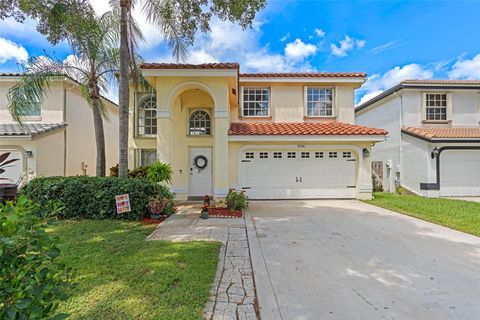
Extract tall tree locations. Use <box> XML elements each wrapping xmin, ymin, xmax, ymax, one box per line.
<box><xmin>7</xmin><ymin>11</ymin><xmax>122</xmax><ymax>176</ymax></box>
<box><xmin>115</xmin><ymin>0</ymin><xmax>266</xmax><ymax>177</ymax></box>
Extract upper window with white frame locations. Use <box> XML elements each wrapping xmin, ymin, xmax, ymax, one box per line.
<box><xmin>138</xmin><ymin>94</ymin><xmax>157</xmax><ymax>135</ymax></box>
<box><xmin>242</xmin><ymin>87</ymin><xmax>270</xmax><ymax>117</ymax></box>
<box><xmin>306</xmin><ymin>87</ymin><xmax>334</xmax><ymax>117</ymax></box>
<box><xmin>189</xmin><ymin>110</ymin><xmax>211</xmax><ymax>136</ymax></box>
<box><xmin>425</xmin><ymin>93</ymin><xmax>447</xmax><ymax>121</ymax></box>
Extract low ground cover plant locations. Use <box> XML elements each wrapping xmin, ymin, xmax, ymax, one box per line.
<box><xmin>0</xmin><ymin>197</ymin><xmax>72</xmax><ymax>319</ymax></box>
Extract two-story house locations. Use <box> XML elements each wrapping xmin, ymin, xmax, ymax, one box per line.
<box><xmin>0</xmin><ymin>73</ymin><xmax>119</xmax><ymax>183</ymax></box>
<box><xmin>356</xmin><ymin>80</ymin><xmax>480</xmax><ymax>197</ymax></box>
<box><xmin>129</xmin><ymin>63</ymin><xmax>387</xmax><ymax>200</ymax></box>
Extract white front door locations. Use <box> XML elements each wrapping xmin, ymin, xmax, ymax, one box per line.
<box><xmin>239</xmin><ymin>149</ymin><xmax>356</xmax><ymax>199</ymax></box>
<box><xmin>440</xmin><ymin>150</ymin><xmax>480</xmax><ymax>196</ymax></box>
<box><xmin>189</xmin><ymin>147</ymin><xmax>212</xmax><ymax>197</ymax></box>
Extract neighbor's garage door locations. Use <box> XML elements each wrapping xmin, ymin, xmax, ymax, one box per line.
<box><xmin>440</xmin><ymin>150</ymin><xmax>480</xmax><ymax>196</ymax></box>
<box><xmin>239</xmin><ymin>149</ymin><xmax>356</xmax><ymax>199</ymax></box>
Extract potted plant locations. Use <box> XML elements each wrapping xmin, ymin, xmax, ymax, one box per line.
<box><xmin>200</xmin><ymin>203</ymin><xmax>209</xmax><ymax>219</ymax></box>
<box><xmin>147</xmin><ymin>197</ymin><xmax>168</xmax><ymax>219</ymax></box>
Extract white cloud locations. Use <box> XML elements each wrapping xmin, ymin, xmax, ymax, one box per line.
<box><xmin>284</xmin><ymin>38</ymin><xmax>317</xmax><ymax>61</ymax></box>
<box><xmin>357</xmin><ymin>63</ymin><xmax>433</xmax><ymax>105</ymax></box>
<box><xmin>357</xmin><ymin>90</ymin><xmax>384</xmax><ymax>105</ymax></box>
<box><xmin>280</xmin><ymin>32</ymin><xmax>290</xmax><ymax>42</ymax></box>
<box><xmin>187</xmin><ymin>49</ymin><xmax>218</xmax><ymax>64</ymax></box>
<box><xmin>314</xmin><ymin>28</ymin><xmax>326</xmax><ymax>37</ymax></box>
<box><xmin>369</xmin><ymin>40</ymin><xmax>400</xmax><ymax>55</ymax></box>
<box><xmin>330</xmin><ymin>35</ymin><xmax>365</xmax><ymax>57</ymax></box>
<box><xmin>0</xmin><ymin>37</ymin><xmax>28</xmax><ymax>64</ymax></box>
<box><xmin>449</xmin><ymin>53</ymin><xmax>480</xmax><ymax>79</ymax></box>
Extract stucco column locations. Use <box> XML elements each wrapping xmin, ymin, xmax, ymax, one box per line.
<box><xmin>156</xmin><ymin>110</ymin><xmax>172</xmax><ymax>163</ymax></box>
<box><xmin>357</xmin><ymin>145</ymin><xmax>373</xmax><ymax>200</ymax></box>
<box><xmin>214</xmin><ymin>110</ymin><xmax>229</xmax><ymax>199</ymax></box>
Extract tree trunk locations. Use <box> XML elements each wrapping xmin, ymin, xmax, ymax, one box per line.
<box><xmin>91</xmin><ymin>95</ymin><xmax>106</xmax><ymax>176</ymax></box>
<box><xmin>118</xmin><ymin>0</ymin><xmax>130</xmax><ymax>177</ymax></box>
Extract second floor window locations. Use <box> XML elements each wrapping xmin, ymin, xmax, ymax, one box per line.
<box><xmin>138</xmin><ymin>95</ymin><xmax>157</xmax><ymax>135</ymax></box>
<box><xmin>189</xmin><ymin>110</ymin><xmax>211</xmax><ymax>135</ymax></box>
<box><xmin>242</xmin><ymin>87</ymin><xmax>270</xmax><ymax>117</ymax></box>
<box><xmin>425</xmin><ymin>93</ymin><xmax>447</xmax><ymax>121</ymax></box>
<box><xmin>306</xmin><ymin>87</ymin><xmax>334</xmax><ymax>116</ymax></box>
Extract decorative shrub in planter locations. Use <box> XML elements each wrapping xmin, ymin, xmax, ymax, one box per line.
<box><xmin>147</xmin><ymin>197</ymin><xmax>169</xmax><ymax>219</ymax></box>
<box><xmin>202</xmin><ymin>190</ymin><xmax>248</xmax><ymax>218</ymax></box>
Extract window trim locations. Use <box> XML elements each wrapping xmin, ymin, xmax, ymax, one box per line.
<box><xmin>240</xmin><ymin>86</ymin><xmax>271</xmax><ymax>117</ymax></box>
<box><xmin>187</xmin><ymin>109</ymin><xmax>212</xmax><ymax>136</ymax></box>
<box><xmin>135</xmin><ymin>148</ymin><xmax>157</xmax><ymax>167</ymax></box>
<box><xmin>137</xmin><ymin>94</ymin><xmax>157</xmax><ymax>138</ymax></box>
<box><xmin>422</xmin><ymin>92</ymin><xmax>452</xmax><ymax>123</ymax></box>
<box><xmin>304</xmin><ymin>86</ymin><xmax>336</xmax><ymax>118</ymax></box>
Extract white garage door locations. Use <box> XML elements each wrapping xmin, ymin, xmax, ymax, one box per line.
<box><xmin>440</xmin><ymin>150</ymin><xmax>480</xmax><ymax>196</ymax></box>
<box><xmin>239</xmin><ymin>149</ymin><xmax>356</xmax><ymax>199</ymax></box>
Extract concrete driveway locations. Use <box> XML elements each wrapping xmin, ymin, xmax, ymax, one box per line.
<box><xmin>246</xmin><ymin>200</ymin><xmax>480</xmax><ymax>320</ymax></box>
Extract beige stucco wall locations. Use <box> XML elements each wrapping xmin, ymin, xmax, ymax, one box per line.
<box><xmin>231</xmin><ymin>82</ymin><xmax>356</xmax><ymax>124</ymax></box>
<box><xmin>1</xmin><ymin>77</ymin><xmax>119</xmax><ymax>178</ymax></box>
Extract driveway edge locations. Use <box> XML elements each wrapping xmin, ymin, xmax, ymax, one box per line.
<box><xmin>245</xmin><ymin>208</ymin><xmax>283</xmax><ymax>320</ymax></box>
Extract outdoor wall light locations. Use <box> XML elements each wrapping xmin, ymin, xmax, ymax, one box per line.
<box><xmin>362</xmin><ymin>148</ymin><xmax>370</xmax><ymax>158</ymax></box>
<box><xmin>431</xmin><ymin>147</ymin><xmax>439</xmax><ymax>159</ymax></box>
<box><xmin>25</xmin><ymin>150</ymin><xmax>33</xmax><ymax>157</ymax></box>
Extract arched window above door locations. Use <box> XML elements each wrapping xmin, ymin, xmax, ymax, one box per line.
<box><xmin>189</xmin><ymin>110</ymin><xmax>211</xmax><ymax>135</ymax></box>
<box><xmin>138</xmin><ymin>95</ymin><xmax>157</xmax><ymax>135</ymax></box>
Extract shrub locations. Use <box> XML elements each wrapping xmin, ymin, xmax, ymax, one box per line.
<box><xmin>225</xmin><ymin>189</ymin><xmax>248</xmax><ymax>211</ymax></box>
<box><xmin>147</xmin><ymin>161</ymin><xmax>173</xmax><ymax>184</ymax></box>
<box><xmin>0</xmin><ymin>196</ymin><xmax>71</xmax><ymax>319</ymax></box>
<box><xmin>109</xmin><ymin>164</ymin><xmax>150</xmax><ymax>179</ymax></box>
<box><xmin>153</xmin><ymin>184</ymin><xmax>175</xmax><ymax>216</ymax></box>
<box><xmin>21</xmin><ymin>176</ymin><xmax>159</xmax><ymax>220</ymax></box>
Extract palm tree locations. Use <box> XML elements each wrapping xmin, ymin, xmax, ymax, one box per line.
<box><xmin>7</xmin><ymin>12</ymin><xmax>122</xmax><ymax>176</ymax></box>
<box><xmin>116</xmin><ymin>0</ymin><xmax>266</xmax><ymax>177</ymax></box>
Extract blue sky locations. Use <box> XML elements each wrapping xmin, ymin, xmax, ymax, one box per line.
<box><xmin>1</xmin><ymin>0</ymin><xmax>480</xmax><ymax>103</ymax></box>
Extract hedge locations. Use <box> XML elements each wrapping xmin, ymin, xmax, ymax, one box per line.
<box><xmin>21</xmin><ymin>176</ymin><xmax>160</xmax><ymax>220</ymax></box>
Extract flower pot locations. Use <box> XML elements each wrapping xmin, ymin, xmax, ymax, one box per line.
<box><xmin>200</xmin><ymin>209</ymin><xmax>209</xmax><ymax>219</ymax></box>
<box><xmin>150</xmin><ymin>214</ymin><xmax>161</xmax><ymax>220</ymax></box>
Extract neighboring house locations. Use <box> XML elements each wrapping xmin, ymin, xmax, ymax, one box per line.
<box><xmin>0</xmin><ymin>73</ymin><xmax>119</xmax><ymax>183</ymax></box>
<box><xmin>356</xmin><ymin>80</ymin><xmax>480</xmax><ymax>197</ymax></box>
<box><xmin>129</xmin><ymin>63</ymin><xmax>387</xmax><ymax>200</ymax></box>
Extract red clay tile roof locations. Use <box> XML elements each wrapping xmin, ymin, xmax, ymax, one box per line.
<box><xmin>240</xmin><ymin>72</ymin><xmax>366</xmax><ymax>78</ymax></box>
<box><xmin>140</xmin><ymin>63</ymin><xmax>239</xmax><ymax>70</ymax></box>
<box><xmin>228</xmin><ymin>121</ymin><xmax>387</xmax><ymax>136</ymax></box>
<box><xmin>402</xmin><ymin>79</ymin><xmax>480</xmax><ymax>85</ymax></box>
<box><xmin>402</xmin><ymin>127</ymin><xmax>480</xmax><ymax>140</ymax></box>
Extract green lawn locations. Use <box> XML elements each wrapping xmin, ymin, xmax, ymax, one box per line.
<box><xmin>365</xmin><ymin>192</ymin><xmax>480</xmax><ymax>237</ymax></box>
<box><xmin>47</xmin><ymin>220</ymin><xmax>221</xmax><ymax>320</ymax></box>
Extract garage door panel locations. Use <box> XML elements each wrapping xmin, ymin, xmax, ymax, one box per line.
<box><xmin>440</xmin><ymin>150</ymin><xmax>480</xmax><ymax>196</ymax></box>
<box><xmin>240</xmin><ymin>149</ymin><xmax>356</xmax><ymax>199</ymax></box>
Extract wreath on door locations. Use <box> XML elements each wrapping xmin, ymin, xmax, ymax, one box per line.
<box><xmin>193</xmin><ymin>155</ymin><xmax>208</xmax><ymax>171</ymax></box>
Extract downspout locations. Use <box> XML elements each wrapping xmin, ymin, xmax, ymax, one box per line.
<box><xmin>393</xmin><ymin>90</ymin><xmax>404</xmax><ymax>189</ymax></box>
<box><xmin>63</xmin><ymin>86</ymin><xmax>67</xmax><ymax>176</ymax></box>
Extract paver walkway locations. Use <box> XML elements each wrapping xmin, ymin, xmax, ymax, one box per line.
<box><xmin>147</xmin><ymin>203</ymin><xmax>258</xmax><ymax>320</ymax></box>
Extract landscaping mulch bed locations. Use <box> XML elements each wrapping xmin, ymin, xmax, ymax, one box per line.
<box><xmin>207</xmin><ymin>207</ymin><xmax>243</xmax><ymax>218</ymax></box>
<box><xmin>142</xmin><ymin>217</ymin><xmax>167</xmax><ymax>225</ymax></box>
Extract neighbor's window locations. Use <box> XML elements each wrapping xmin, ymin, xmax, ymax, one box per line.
<box><xmin>425</xmin><ymin>93</ymin><xmax>447</xmax><ymax>121</ymax></box>
<box><xmin>242</xmin><ymin>87</ymin><xmax>270</xmax><ymax>117</ymax></box>
<box><xmin>189</xmin><ymin>110</ymin><xmax>211</xmax><ymax>135</ymax></box>
<box><xmin>138</xmin><ymin>95</ymin><xmax>157</xmax><ymax>135</ymax></box>
<box><xmin>20</xmin><ymin>96</ymin><xmax>41</xmax><ymax>117</ymax></box>
<box><xmin>306</xmin><ymin>87</ymin><xmax>334</xmax><ymax>117</ymax></box>
<box><xmin>137</xmin><ymin>149</ymin><xmax>157</xmax><ymax>167</ymax></box>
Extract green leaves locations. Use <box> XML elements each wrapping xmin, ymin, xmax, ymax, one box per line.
<box><xmin>147</xmin><ymin>161</ymin><xmax>173</xmax><ymax>184</ymax></box>
<box><xmin>0</xmin><ymin>197</ymin><xmax>72</xmax><ymax>319</ymax></box>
